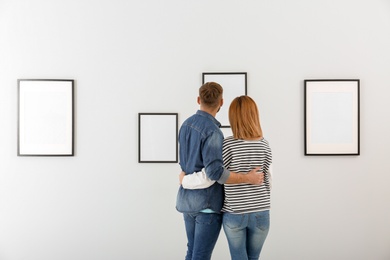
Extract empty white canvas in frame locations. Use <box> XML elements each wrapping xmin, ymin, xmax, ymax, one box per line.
<box><xmin>18</xmin><ymin>79</ymin><xmax>74</xmax><ymax>156</ymax></box>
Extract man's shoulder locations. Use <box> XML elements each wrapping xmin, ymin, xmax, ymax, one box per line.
<box><xmin>183</xmin><ymin>113</ymin><xmax>216</xmax><ymax>127</ymax></box>
<box><xmin>181</xmin><ymin>114</ymin><xmax>199</xmax><ymax>128</ymax></box>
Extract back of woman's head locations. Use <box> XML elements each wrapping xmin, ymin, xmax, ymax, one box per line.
<box><xmin>199</xmin><ymin>82</ymin><xmax>223</xmax><ymax>109</ymax></box>
<box><xmin>229</xmin><ymin>95</ymin><xmax>263</xmax><ymax>139</ymax></box>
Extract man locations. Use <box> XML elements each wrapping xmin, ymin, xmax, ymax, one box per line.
<box><xmin>176</xmin><ymin>82</ymin><xmax>264</xmax><ymax>260</ymax></box>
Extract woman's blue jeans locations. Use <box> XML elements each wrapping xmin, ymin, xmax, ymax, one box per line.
<box><xmin>183</xmin><ymin>212</ymin><xmax>222</xmax><ymax>260</ymax></box>
<box><xmin>223</xmin><ymin>210</ymin><xmax>270</xmax><ymax>260</ymax></box>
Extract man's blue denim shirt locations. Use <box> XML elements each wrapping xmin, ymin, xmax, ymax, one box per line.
<box><xmin>176</xmin><ymin>110</ymin><xmax>230</xmax><ymax>213</ymax></box>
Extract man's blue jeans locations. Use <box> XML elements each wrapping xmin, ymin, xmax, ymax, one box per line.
<box><xmin>223</xmin><ymin>210</ymin><xmax>270</xmax><ymax>260</ymax></box>
<box><xmin>183</xmin><ymin>212</ymin><xmax>222</xmax><ymax>260</ymax></box>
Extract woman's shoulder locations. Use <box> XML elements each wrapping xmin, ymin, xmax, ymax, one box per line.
<box><xmin>223</xmin><ymin>136</ymin><xmax>237</xmax><ymax>142</ymax></box>
<box><xmin>224</xmin><ymin>136</ymin><xmax>270</xmax><ymax>144</ymax></box>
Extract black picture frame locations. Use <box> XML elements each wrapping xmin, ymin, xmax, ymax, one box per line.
<box><xmin>18</xmin><ymin>79</ymin><xmax>75</xmax><ymax>156</ymax></box>
<box><xmin>202</xmin><ymin>72</ymin><xmax>247</xmax><ymax>128</ymax></box>
<box><xmin>304</xmin><ymin>79</ymin><xmax>360</xmax><ymax>156</ymax></box>
<box><xmin>138</xmin><ymin>113</ymin><xmax>178</xmax><ymax>163</ymax></box>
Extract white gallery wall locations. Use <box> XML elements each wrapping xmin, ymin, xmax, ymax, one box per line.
<box><xmin>1</xmin><ymin>0</ymin><xmax>390</xmax><ymax>259</ymax></box>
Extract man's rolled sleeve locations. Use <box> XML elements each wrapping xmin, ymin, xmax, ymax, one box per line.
<box><xmin>217</xmin><ymin>168</ymin><xmax>230</xmax><ymax>184</ymax></box>
<box><xmin>202</xmin><ymin>130</ymin><xmax>225</xmax><ymax>181</ymax></box>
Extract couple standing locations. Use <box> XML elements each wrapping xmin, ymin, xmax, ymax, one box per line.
<box><xmin>176</xmin><ymin>82</ymin><xmax>273</xmax><ymax>260</ymax></box>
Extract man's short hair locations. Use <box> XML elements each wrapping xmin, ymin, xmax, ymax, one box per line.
<box><xmin>199</xmin><ymin>82</ymin><xmax>223</xmax><ymax>109</ymax></box>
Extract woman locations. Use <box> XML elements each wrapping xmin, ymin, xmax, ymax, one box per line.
<box><xmin>182</xmin><ymin>95</ymin><xmax>272</xmax><ymax>260</ymax></box>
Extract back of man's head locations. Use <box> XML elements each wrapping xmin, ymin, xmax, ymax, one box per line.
<box><xmin>199</xmin><ymin>82</ymin><xmax>223</xmax><ymax>109</ymax></box>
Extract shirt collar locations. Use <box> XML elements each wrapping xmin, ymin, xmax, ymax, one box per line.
<box><xmin>196</xmin><ymin>110</ymin><xmax>221</xmax><ymax>128</ymax></box>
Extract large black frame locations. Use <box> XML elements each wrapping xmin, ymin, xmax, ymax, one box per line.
<box><xmin>304</xmin><ymin>79</ymin><xmax>360</xmax><ymax>156</ymax></box>
<box><xmin>18</xmin><ymin>79</ymin><xmax>75</xmax><ymax>156</ymax></box>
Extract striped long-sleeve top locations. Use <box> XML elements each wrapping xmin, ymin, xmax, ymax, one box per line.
<box><xmin>222</xmin><ymin>136</ymin><xmax>272</xmax><ymax>214</ymax></box>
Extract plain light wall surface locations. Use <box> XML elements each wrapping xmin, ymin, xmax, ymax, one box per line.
<box><xmin>1</xmin><ymin>0</ymin><xmax>390</xmax><ymax>259</ymax></box>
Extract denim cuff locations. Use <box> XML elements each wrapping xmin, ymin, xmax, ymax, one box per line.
<box><xmin>217</xmin><ymin>167</ymin><xmax>230</xmax><ymax>184</ymax></box>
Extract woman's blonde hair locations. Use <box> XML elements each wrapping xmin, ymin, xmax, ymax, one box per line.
<box><xmin>229</xmin><ymin>95</ymin><xmax>263</xmax><ymax>139</ymax></box>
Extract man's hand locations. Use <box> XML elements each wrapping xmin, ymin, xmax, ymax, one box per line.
<box><xmin>179</xmin><ymin>171</ymin><xmax>185</xmax><ymax>185</ymax></box>
<box><xmin>225</xmin><ymin>166</ymin><xmax>264</xmax><ymax>185</ymax></box>
<box><xmin>245</xmin><ymin>167</ymin><xmax>264</xmax><ymax>185</ymax></box>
